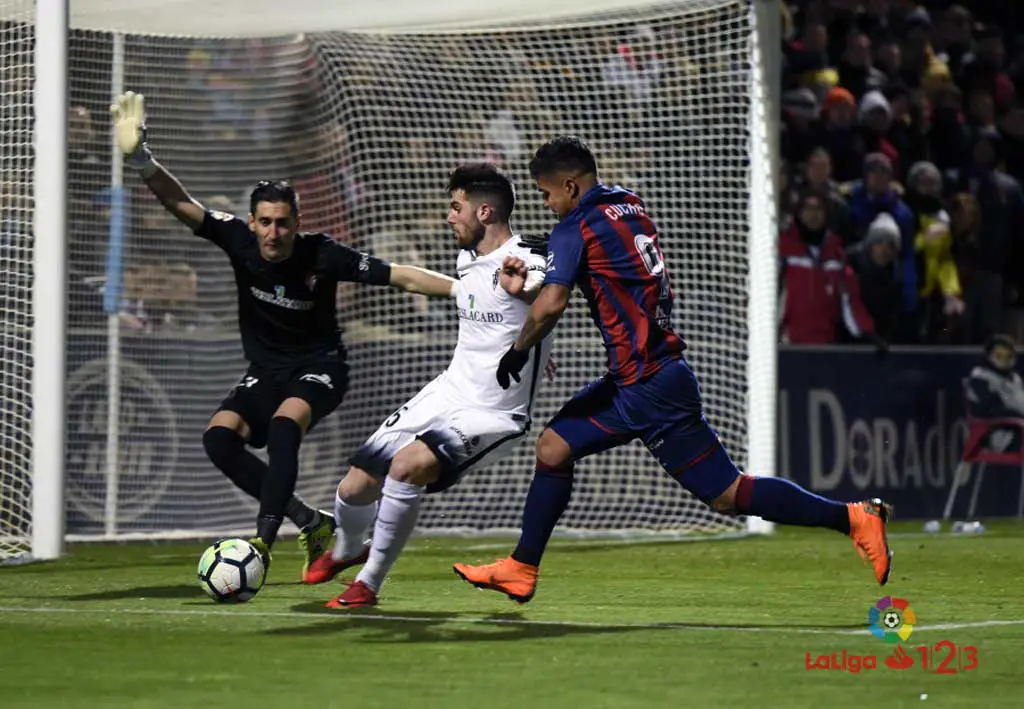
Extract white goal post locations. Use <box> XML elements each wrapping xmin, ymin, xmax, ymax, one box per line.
<box><xmin>2</xmin><ymin>0</ymin><xmax>779</xmax><ymax>560</ymax></box>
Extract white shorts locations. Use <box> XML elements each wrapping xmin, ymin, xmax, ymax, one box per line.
<box><xmin>349</xmin><ymin>376</ymin><xmax>529</xmax><ymax>493</ymax></box>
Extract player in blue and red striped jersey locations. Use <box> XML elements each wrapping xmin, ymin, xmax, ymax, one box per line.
<box><xmin>453</xmin><ymin>136</ymin><xmax>894</xmax><ymax>603</ymax></box>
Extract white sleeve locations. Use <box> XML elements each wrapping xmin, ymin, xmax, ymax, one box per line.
<box><xmin>521</xmin><ymin>249</ymin><xmax>548</xmax><ymax>293</ymax></box>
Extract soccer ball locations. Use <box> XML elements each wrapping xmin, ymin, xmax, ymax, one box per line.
<box><xmin>197</xmin><ymin>538</ymin><xmax>266</xmax><ymax>603</ymax></box>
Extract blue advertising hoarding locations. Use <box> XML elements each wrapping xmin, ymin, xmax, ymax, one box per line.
<box><xmin>59</xmin><ymin>336</ymin><xmax>1022</xmax><ymax>534</ymax></box>
<box><xmin>779</xmin><ymin>346</ymin><xmax>1022</xmax><ymax>519</ymax></box>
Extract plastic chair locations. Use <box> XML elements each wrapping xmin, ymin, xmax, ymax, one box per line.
<box><xmin>942</xmin><ymin>379</ymin><xmax>1024</xmax><ymax>520</ymax></box>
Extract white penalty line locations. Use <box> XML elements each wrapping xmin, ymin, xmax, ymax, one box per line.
<box><xmin>0</xmin><ymin>605</ymin><xmax>1022</xmax><ymax>636</ymax></box>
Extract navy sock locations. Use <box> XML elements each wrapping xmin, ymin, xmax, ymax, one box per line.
<box><xmin>736</xmin><ymin>475</ymin><xmax>850</xmax><ymax>534</ymax></box>
<box><xmin>511</xmin><ymin>462</ymin><xmax>574</xmax><ymax>567</ymax></box>
<box><xmin>258</xmin><ymin>416</ymin><xmax>304</xmax><ymax>547</ymax></box>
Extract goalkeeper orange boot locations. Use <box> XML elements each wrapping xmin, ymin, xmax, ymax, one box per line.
<box><xmin>452</xmin><ymin>556</ymin><xmax>538</xmax><ymax>604</ymax></box>
<box><xmin>302</xmin><ymin>544</ymin><xmax>370</xmax><ymax>585</ymax></box>
<box><xmin>325</xmin><ymin>580</ymin><xmax>378</xmax><ymax>608</ymax></box>
<box><xmin>848</xmin><ymin>498</ymin><xmax>894</xmax><ymax>586</ymax></box>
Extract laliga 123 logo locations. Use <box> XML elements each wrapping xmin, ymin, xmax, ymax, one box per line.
<box><xmin>869</xmin><ymin>596</ymin><xmax>916</xmax><ymax>644</ymax></box>
<box><xmin>806</xmin><ymin>596</ymin><xmax>979</xmax><ymax>675</ymax></box>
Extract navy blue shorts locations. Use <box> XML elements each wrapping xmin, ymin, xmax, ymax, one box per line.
<box><xmin>546</xmin><ymin>358</ymin><xmax>739</xmax><ymax>504</ymax></box>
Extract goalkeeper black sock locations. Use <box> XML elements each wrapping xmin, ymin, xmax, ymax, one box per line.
<box><xmin>203</xmin><ymin>426</ymin><xmax>266</xmax><ymax>499</ymax></box>
<box><xmin>257</xmin><ymin>416</ymin><xmax>305</xmax><ymax>547</ymax></box>
<box><xmin>511</xmin><ymin>461</ymin><xmax>574</xmax><ymax>567</ymax></box>
<box><xmin>287</xmin><ymin>499</ymin><xmax>317</xmax><ymax>531</ymax></box>
<box><xmin>256</xmin><ymin>515</ymin><xmax>283</xmax><ymax>548</ymax></box>
<box><xmin>203</xmin><ymin>425</ymin><xmax>316</xmax><ymax>529</ymax></box>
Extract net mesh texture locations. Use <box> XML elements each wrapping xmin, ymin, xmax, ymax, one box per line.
<box><xmin>0</xmin><ymin>2</ymin><xmax>36</xmax><ymax>558</ymax></box>
<box><xmin>6</xmin><ymin>0</ymin><xmax>752</xmax><ymax>545</ymax></box>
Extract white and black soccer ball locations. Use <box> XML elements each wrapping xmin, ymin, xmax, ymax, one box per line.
<box><xmin>197</xmin><ymin>538</ymin><xmax>266</xmax><ymax>603</ymax></box>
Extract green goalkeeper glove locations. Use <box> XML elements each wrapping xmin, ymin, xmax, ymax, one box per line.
<box><xmin>110</xmin><ymin>91</ymin><xmax>156</xmax><ymax>175</ymax></box>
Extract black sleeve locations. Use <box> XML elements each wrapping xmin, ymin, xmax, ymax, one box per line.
<box><xmin>317</xmin><ymin>237</ymin><xmax>392</xmax><ymax>285</ymax></box>
<box><xmin>193</xmin><ymin>209</ymin><xmax>251</xmax><ymax>258</ymax></box>
<box><xmin>519</xmin><ymin>233</ymin><xmax>550</xmax><ymax>257</ymax></box>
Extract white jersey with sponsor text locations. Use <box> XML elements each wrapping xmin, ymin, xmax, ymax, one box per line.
<box><xmin>440</xmin><ymin>235</ymin><xmax>553</xmax><ymax>418</ymax></box>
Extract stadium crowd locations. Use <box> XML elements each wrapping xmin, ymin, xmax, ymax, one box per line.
<box><xmin>780</xmin><ymin>0</ymin><xmax>1024</xmax><ymax>347</ymax></box>
<box><xmin>48</xmin><ymin>1</ymin><xmax>1024</xmax><ymax>350</ymax></box>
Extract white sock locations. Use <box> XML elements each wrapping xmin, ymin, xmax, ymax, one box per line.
<box><xmin>355</xmin><ymin>477</ymin><xmax>424</xmax><ymax>592</ymax></box>
<box><xmin>332</xmin><ymin>493</ymin><xmax>378</xmax><ymax>561</ymax></box>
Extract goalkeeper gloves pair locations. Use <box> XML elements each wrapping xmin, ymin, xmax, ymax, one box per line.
<box><xmin>110</xmin><ymin>91</ymin><xmax>156</xmax><ymax>176</ymax></box>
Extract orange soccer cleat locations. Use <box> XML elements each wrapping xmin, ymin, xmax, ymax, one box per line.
<box><xmin>848</xmin><ymin>498</ymin><xmax>894</xmax><ymax>586</ymax></box>
<box><xmin>301</xmin><ymin>545</ymin><xmax>369</xmax><ymax>585</ymax></box>
<box><xmin>325</xmin><ymin>580</ymin><xmax>378</xmax><ymax>608</ymax></box>
<box><xmin>452</xmin><ymin>556</ymin><xmax>539</xmax><ymax>604</ymax></box>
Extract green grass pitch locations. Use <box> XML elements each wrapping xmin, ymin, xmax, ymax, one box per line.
<box><xmin>2</xmin><ymin>521</ymin><xmax>1022</xmax><ymax>708</ymax></box>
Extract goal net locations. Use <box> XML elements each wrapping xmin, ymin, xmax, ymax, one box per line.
<box><xmin>0</xmin><ymin>1</ymin><xmax>35</xmax><ymax>560</ymax></box>
<box><xmin>8</xmin><ymin>0</ymin><xmax>766</xmax><ymax>552</ymax></box>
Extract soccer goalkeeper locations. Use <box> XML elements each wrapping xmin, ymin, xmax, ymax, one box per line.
<box><xmin>112</xmin><ymin>91</ymin><xmax>458</xmax><ymax>580</ymax></box>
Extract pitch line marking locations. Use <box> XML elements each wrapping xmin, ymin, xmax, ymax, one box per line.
<box><xmin>0</xmin><ymin>606</ymin><xmax>1021</xmax><ymax>636</ymax></box>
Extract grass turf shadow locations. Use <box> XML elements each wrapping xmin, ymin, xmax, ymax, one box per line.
<box><xmin>268</xmin><ymin>602</ymin><xmax>865</xmax><ymax>643</ymax></box>
<box><xmin>62</xmin><ymin>584</ymin><xmax>199</xmax><ymax>601</ymax></box>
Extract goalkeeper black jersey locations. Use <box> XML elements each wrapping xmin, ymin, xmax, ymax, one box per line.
<box><xmin>194</xmin><ymin>209</ymin><xmax>391</xmax><ymax>371</ymax></box>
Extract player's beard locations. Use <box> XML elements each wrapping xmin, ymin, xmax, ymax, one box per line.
<box><xmin>459</xmin><ymin>221</ymin><xmax>486</xmax><ymax>250</ymax></box>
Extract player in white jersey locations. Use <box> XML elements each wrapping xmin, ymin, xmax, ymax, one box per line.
<box><xmin>303</xmin><ymin>164</ymin><xmax>554</xmax><ymax>607</ymax></box>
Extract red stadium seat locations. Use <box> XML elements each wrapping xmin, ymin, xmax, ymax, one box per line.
<box><xmin>943</xmin><ymin>379</ymin><xmax>1024</xmax><ymax>520</ymax></box>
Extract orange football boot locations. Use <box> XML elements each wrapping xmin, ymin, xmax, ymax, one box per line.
<box><xmin>452</xmin><ymin>556</ymin><xmax>538</xmax><ymax>604</ymax></box>
<box><xmin>848</xmin><ymin>498</ymin><xmax>894</xmax><ymax>585</ymax></box>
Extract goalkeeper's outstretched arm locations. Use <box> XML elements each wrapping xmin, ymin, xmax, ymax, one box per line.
<box><xmin>111</xmin><ymin>91</ymin><xmax>204</xmax><ymax>231</ymax></box>
<box><xmin>388</xmin><ymin>264</ymin><xmax>458</xmax><ymax>298</ymax></box>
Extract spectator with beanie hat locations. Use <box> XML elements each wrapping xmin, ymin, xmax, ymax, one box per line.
<box><xmin>846</xmin><ymin>152</ymin><xmax>917</xmax><ymax>317</ymax></box>
<box><xmin>782</xmin><ymin>87</ymin><xmax>820</xmax><ymax>164</ymax></box>
<box><xmin>851</xmin><ymin>212</ymin><xmax>905</xmax><ymax>342</ymax></box>
<box><xmin>858</xmin><ymin>89</ymin><xmax>901</xmax><ymax>174</ymax></box>
<box><xmin>817</xmin><ymin>85</ymin><xmax>864</xmax><ymax>181</ymax></box>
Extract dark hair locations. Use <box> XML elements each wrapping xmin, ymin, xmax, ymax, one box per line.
<box><xmin>977</xmin><ymin>24</ymin><xmax>1003</xmax><ymax>43</ymax></box>
<box><xmin>528</xmin><ymin>135</ymin><xmax>598</xmax><ymax>180</ymax></box>
<box><xmin>249</xmin><ymin>180</ymin><xmax>300</xmax><ymax>217</ymax></box>
<box><xmin>446</xmin><ymin>163</ymin><xmax>516</xmax><ymax>221</ymax></box>
<box><xmin>797</xmin><ymin>187</ymin><xmax>829</xmax><ymax>212</ymax></box>
<box><xmin>985</xmin><ymin>333</ymin><xmax>1016</xmax><ymax>354</ymax></box>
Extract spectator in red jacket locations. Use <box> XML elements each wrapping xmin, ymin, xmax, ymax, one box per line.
<box><xmin>780</xmin><ymin>189</ymin><xmax>877</xmax><ymax>345</ymax></box>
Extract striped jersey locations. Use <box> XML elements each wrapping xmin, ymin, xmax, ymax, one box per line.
<box><xmin>543</xmin><ymin>184</ymin><xmax>684</xmax><ymax>385</ymax></box>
